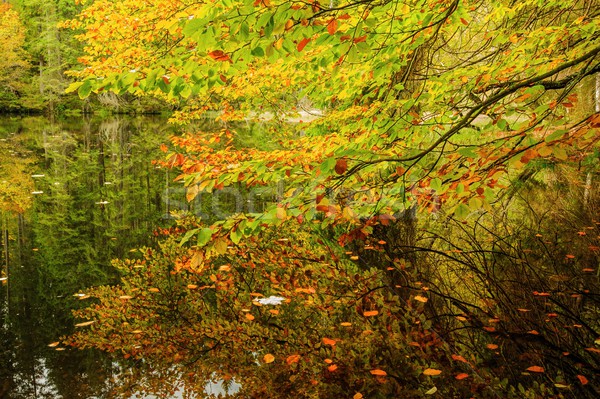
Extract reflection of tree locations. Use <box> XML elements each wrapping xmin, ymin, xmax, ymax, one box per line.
<box><xmin>0</xmin><ymin>115</ymin><xmax>174</xmax><ymax>398</ymax></box>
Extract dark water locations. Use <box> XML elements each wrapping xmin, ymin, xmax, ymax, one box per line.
<box><xmin>0</xmin><ymin>115</ymin><xmax>232</xmax><ymax>398</ymax></box>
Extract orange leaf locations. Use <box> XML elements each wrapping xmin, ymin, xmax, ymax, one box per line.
<box><xmin>208</xmin><ymin>50</ymin><xmax>230</xmax><ymax>62</ymax></box>
<box><xmin>370</xmin><ymin>369</ymin><xmax>387</xmax><ymax>376</ymax></box>
<box><xmin>335</xmin><ymin>158</ymin><xmax>347</xmax><ymax>174</ymax></box>
<box><xmin>245</xmin><ymin>313</ymin><xmax>255</xmax><ymax>321</ymax></box>
<box><xmin>577</xmin><ymin>375</ymin><xmax>589</xmax><ymax>385</ymax></box>
<box><xmin>423</xmin><ymin>368</ymin><xmax>442</xmax><ymax>376</ymax></box>
<box><xmin>451</xmin><ymin>354</ymin><xmax>468</xmax><ymax>363</ymax></box>
<box><xmin>413</xmin><ymin>295</ymin><xmax>428</xmax><ymax>303</ymax></box>
<box><xmin>353</xmin><ymin>35</ymin><xmax>366</xmax><ymax>43</ymax></box>
<box><xmin>286</xmin><ymin>354</ymin><xmax>300</xmax><ymax>364</ymax></box>
<box><xmin>327</xmin><ymin>364</ymin><xmax>338</xmax><ymax>372</ymax></box>
<box><xmin>297</xmin><ymin>38</ymin><xmax>310</xmax><ymax>52</ymax></box>
<box><xmin>363</xmin><ymin>310</ymin><xmax>379</xmax><ymax>317</ymax></box>
<box><xmin>327</xmin><ymin>19</ymin><xmax>337</xmax><ymax>35</ymax></box>
<box><xmin>526</xmin><ymin>366</ymin><xmax>544</xmax><ymax>373</ymax></box>
<box><xmin>455</xmin><ymin>373</ymin><xmax>469</xmax><ymax>380</ymax></box>
<box><xmin>263</xmin><ymin>353</ymin><xmax>275</xmax><ymax>363</ymax></box>
<box><xmin>353</xmin><ymin>393</ymin><xmax>363</xmax><ymax>399</ymax></box>
<box><xmin>486</xmin><ymin>344</ymin><xmax>498</xmax><ymax>350</ymax></box>
<box><xmin>323</xmin><ymin>337</ymin><xmax>337</xmax><ymax>346</ymax></box>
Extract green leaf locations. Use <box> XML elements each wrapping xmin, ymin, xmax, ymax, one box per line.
<box><xmin>179</xmin><ymin>228</ymin><xmax>199</xmax><ymax>247</ymax></box>
<box><xmin>197</xmin><ymin>227</ymin><xmax>213</xmax><ymax>247</ymax></box>
<box><xmin>77</xmin><ymin>80</ymin><xmax>93</xmax><ymax>98</ymax></box>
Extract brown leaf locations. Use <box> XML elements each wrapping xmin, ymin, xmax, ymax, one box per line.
<box><xmin>334</xmin><ymin>158</ymin><xmax>347</xmax><ymax>174</ymax></box>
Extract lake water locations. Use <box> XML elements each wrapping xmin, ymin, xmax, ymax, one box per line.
<box><xmin>0</xmin><ymin>115</ymin><xmax>241</xmax><ymax>398</ymax></box>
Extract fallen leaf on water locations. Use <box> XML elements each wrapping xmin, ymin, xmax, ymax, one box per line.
<box><xmin>526</xmin><ymin>366</ymin><xmax>544</xmax><ymax>373</ymax></box>
<box><xmin>423</xmin><ymin>368</ymin><xmax>442</xmax><ymax>376</ymax></box>
<box><xmin>577</xmin><ymin>375</ymin><xmax>588</xmax><ymax>385</ymax></box>
<box><xmin>286</xmin><ymin>354</ymin><xmax>300</xmax><ymax>364</ymax></box>
<box><xmin>75</xmin><ymin>321</ymin><xmax>95</xmax><ymax>327</ymax></box>
<box><xmin>48</xmin><ymin>342</ymin><xmax>60</xmax><ymax>347</ymax></box>
<box><xmin>414</xmin><ymin>295</ymin><xmax>428</xmax><ymax>303</ymax></box>
<box><xmin>263</xmin><ymin>354</ymin><xmax>275</xmax><ymax>363</ymax></box>
<box><xmin>363</xmin><ymin>310</ymin><xmax>379</xmax><ymax>317</ymax></box>
<box><xmin>455</xmin><ymin>373</ymin><xmax>469</xmax><ymax>380</ymax></box>
<box><xmin>370</xmin><ymin>369</ymin><xmax>387</xmax><ymax>376</ymax></box>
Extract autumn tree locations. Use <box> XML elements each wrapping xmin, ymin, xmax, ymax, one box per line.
<box><xmin>0</xmin><ymin>2</ymin><xmax>30</xmax><ymax>110</ymax></box>
<box><xmin>62</xmin><ymin>0</ymin><xmax>600</xmax><ymax>397</ymax></box>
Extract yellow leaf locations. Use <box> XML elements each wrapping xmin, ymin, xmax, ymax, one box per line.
<box><xmin>414</xmin><ymin>295</ymin><xmax>428</xmax><ymax>303</ymax></box>
<box><xmin>75</xmin><ymin>320</ymin><xmax>95</xmax><ymax>327</ymax></box>
<box><xmin>263</xmin><ymin>353</ymin><xmax>275</xmax><ymax>363</ymax></box>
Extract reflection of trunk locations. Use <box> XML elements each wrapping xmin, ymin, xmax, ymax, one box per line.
<box><xmin>2</xmin><ymin>214</ymin><xmax>9</xmax><ymax>314</ymax></box>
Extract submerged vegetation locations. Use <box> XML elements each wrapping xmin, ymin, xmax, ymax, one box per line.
<box><xmin>1</xmin><ymin>0</ymin><xmax>599</xmax><ymax>397</ymax></box>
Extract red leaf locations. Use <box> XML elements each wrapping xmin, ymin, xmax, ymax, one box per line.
<box><xmin>353</xmin><ymin>35</ymin><xmax>367</xmax><ymax>43</ymax></box>
<box><xmin>577</xmin><ymin>375</ymin><xmax>589</xmax><ymax>385</ymax></box>
<box><xmin>297</xmin><ymin>38</ymin><xmax>310</xmax><ymax>52</ymax></box>
<box><xmin>286</xmin><ymin>354</ymin><xmax>300</xmax><ymax>364</ymax></box>
<box><xmin>327</xmin><ymin>19</ymin><xmax>337</xmax><ymax>35</ymax></box>
<box><xmin>322</xmin><ymin>337</ymin><xmax>336</xmax><ymax>346</ymax></box>
<box><xmin>335</xmin><ymin>158</ymin><xmax>347</xmax><ymax>174</ymax></box>
<box><xmin>455</xmin><ymin>373</ymin><xmax>469</xmax><ymax>380</ymax></box>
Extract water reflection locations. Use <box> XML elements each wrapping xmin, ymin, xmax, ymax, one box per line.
<box><xmin>0</xmin><ymin>115</ymin><xmax>180</xmax><ymax>398</ymax></box>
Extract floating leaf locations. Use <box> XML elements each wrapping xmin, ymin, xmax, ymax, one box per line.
<box><xmin>423</xmin><ymin>368</ymin><xmax>442</xmax><ymax>376</ymax></box>
<box><xmin>353</xmin><ymin>393</ymin><xmax>363</xmax><ymax>399</ymax></box>
<box><xmin>486</xmin><ymin>344</ymin><xmax>498</xmax><ymax>350</ymax></box>
<box><xmin>370</xmin><ymin>369</ymin><xmax>387</xmax><ymax>376</ymax></box>
<box><xmin>425</xmin><ymin>386</ymin><xmax>438</xmax><ymax>395</ymax></box>
<box><xmin>327</xmin><ymin>364</ymin><xmax>338</xmax><ymax>372</ymax></box>
<box><xmin>48</xmin><ymin>342</ymin><xmax>60</xmax><ymax>348</ymax></box>
<box><xmin>577</xmin><ymin>375</ymin><xmax>589</xmax><ymax>385</ymax></box>
<box><xmin>526</xmin><ymin>366</ymin><xmax>544</xmax><ymax>373</ymax></box>
<box><xmin>263</xmin><ymin>353</ymin><xmax>275</xmax><ymax>363</ymax></box>
<box><xmin>286</xmin><ymin>354</ymin><xmax>300</xmax><ymax>364</ymax></box>
<box><xmin>455</xmin><ymin>373</ymin><xmax>469</xmax><ymax>380</ymax></box>
<box><xmin>245</xmin><ymin>313</ymin><xmax>255</xmax><ymax>321</ymax></box>
<box><xmin>414</xmin><ymin>295</ymin><xmax>428</xmax><ymax>303</ymax></box>
<box><xmin>322</xmin><ymin>337</ymin><xmax>336</xmax><ymax>346</ymax></box>
<box><xmin>75</xmin><ymin>320</ymin><xmax>95</xmax><ymax>327</ymax></box>
<box><xmin>363</xmin><ymin>310</ymin><xmax>378</xmax><ymax>317</ymax></box>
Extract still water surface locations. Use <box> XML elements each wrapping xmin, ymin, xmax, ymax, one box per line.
<box><xmin>0</xmin><ymin>115</ymin><xmax>240</xmax><ymax>398</ymax></box>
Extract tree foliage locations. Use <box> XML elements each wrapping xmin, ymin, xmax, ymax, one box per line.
<box><xmin>0</xmin><ymin>2</ymin><xmax>30</xmax><ymax>110</ymax></box>
<box><xmin>60</xmin><ymin>0</ymin><xmax>600</xmax><ymax>397</ymax></box>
